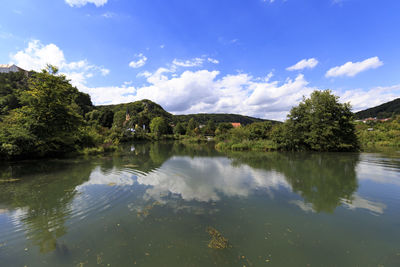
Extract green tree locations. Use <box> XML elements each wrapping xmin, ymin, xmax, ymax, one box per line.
<box><xmin>0</xmin><ymin>65</ymin><xmax>88</xmax><ymax>158</ymax></box>
<box><xmin>186</xmin><ymin>118</ymin><xmax>198</xmax><ymax>136</ymax></box>
<box><xmin>174</xmin><ymin>122</ymin><xmax>186</xmax><ymax>135</ymax></box>
<box><xmin>275</xmin><ymin>90</ymin><xmax>358</xmax><ymax>151</ymax></box>
<box><xmin>247</xmin><ymin>121</ymin><xmax>272</xmax><ymax>140</ymax></box>
<box><xmin>204</xmin><ymin>119</ymin><xmax>216</xmax><ymax>135</ymax></box>
<box><xmin>150</xmin><ymin>117</ymin><xmax>168</xmax><ymax>138</ymax></box>
<box><xmin>215</xmin><ymin>122</ymin><xmax>233</xmax><ymax>135</ymax></box>
<box><xmin>99</xmin><ymin>109</ymin><xmax>114</xmax><ymax>128</ymax></box>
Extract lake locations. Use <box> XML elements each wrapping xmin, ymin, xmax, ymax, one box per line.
<box><xmin>0</xmin><ymin>142</ymin><xmax>399</xmax><ymax>266</ymax></box>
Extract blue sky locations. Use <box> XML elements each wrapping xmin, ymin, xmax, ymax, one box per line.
<box><xmin>1</xmin><ymin>0</ymin><xmax>400</xmax><ymax>120</ymax></box>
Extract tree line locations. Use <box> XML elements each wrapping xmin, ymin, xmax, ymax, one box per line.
<box><xmin>2</xmin><ymin>66</ymin><xmax>395</xmax><ymax>159</ymax></box>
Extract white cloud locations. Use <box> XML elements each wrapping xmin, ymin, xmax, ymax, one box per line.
<box><xmin>287</xmin><ymin>58</ymin><xmax>319</xmax><ymax>71</ymax></box>
<box><xmin>10</xmin><ymin>41</ymin><xmax>398</xmax><ymax>121</ymax></box>
<box><xmin>341</xmin><ymin>194</ymin><xmax>386</xmax><ymax>215</ymax></box>
<box><xmin>101</xmin><ymin>12</ymin><xmax>115</xmax><ymax>18</ymax></box>
<box><xmin>136</xmin><ymin>157</ymin><xmax>289</xmax><ymax>202</ymax></box>
<box><xmin>81</xmin><ymin>66</ymin><xmax>315</xmax><ymax>120</ymax></box>
<box><xmin>10</xmin><ymin>40</ymin><xmax>109</xmax><ymax>88</ymax></box>
<box><xmin>65</xmin><ymin>0</ymin><xmax>108</xmax><ymax>7</ymax></box>
<box><xmin>338</xmin><ymin>84</ymin><xmax>400</xmax><ymax>112</ymax></box>
<box><xmin>326</xmin><ymin>56</ymin><xmax>383</xmax><ymax>78</ymax></box>
<box><xmin>129</xmin><ymin>53</ymin><xmax>147</xmax><ymax>69</ymax></box>
<box><xmin>207</xmin><ymin>58</ymin><xmax>219</xmax><ymax>64</ymax></box>
<box><xmin>172</xmin><ymin>57</ymin><xmax>204</xmax><ymax>67</ymax></box>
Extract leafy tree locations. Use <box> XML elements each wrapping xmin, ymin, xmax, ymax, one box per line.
<box><xmin>99</xmin><ymin>109</ymin><xmax>114</xmax><ymax>128</ymax></box>
<box><xmin>215</xmin><ymin>122</ymin><xmax>233</xmax><ymax>135</ymax></box>
<box><xmin>112</xmin><ymin>110</ymin><xmax>127</xmax><ymax>129</ymax></box>
<box><xmin>0</xmin><ymin>65</ymin><xmax>84</xmax><ymax>157</ymax></box>
<box><xmin>85</xmin><ymin>109</ymin><xmax>101</xmax><ymax>122</ymax></box>
<box><xmin>275</xmin><ymin>90</ymin><xmax>358</xmax><ymax>151</ymax></box>
<box><xmin>247</xmin><ymin>121</ymin><xmax>272</xmax><ymax>140</ymax></box>
<box><xmin>73</xmin><ymin>91</ymin><xmax>93</xmax><ymax>115</ymax></box>
<box><xmin>150</xmin><ymin>117</ymin><xmax>168</xmax><ymax>138</ymax></box>
<box><xmin>0</xmin><ymin>72</ymin><xmax>31</xmax><ymax>118</ymax></box>
<box><xmin>174</xmin><ymin>122</ymin><xmax>186</xmax><ymax>135</ymax></box>
<box><xmin>186</xmin><ymin>118</ymin><xmax>198</xmax><ymax>136</ymax></box>
<box><xmin>203</xmin><ymin>120</ymin><xmax>216</xmax><ymax>135</ymax></box>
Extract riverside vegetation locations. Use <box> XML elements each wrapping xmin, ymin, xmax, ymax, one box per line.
<box><xmin>0</xmin><ymin>66</ymin><xmax>399</xmax><ymax>159</ymax></box>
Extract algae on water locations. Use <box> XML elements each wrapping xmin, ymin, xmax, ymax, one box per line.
<box><xmin>206</xmin><ymin>227</ymin><xmax>229</xmax><ymax>249</ymax></box>
<box><xmin>0</xmin><ymin>178</ymin><xmax>21</xmax><ymax>184</ymax></box>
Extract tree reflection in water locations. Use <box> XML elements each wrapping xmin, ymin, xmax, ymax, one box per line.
<box><xmin>229</xmin><ymin>152</ymin><xmax>360</xmax><ymax>213</ymax></box>
<box><xmin>0</xmin><ymin>160</ymin><xmax>94</xmax><ymax>253</ymax></box>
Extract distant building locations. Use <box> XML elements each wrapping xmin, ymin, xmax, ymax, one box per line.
<box><xmin>0</xmin><ymin>64</ymin><xmax>27</xmax><ymax>74</ymax></box>
<box><xmin>231</xmin><ymin>122</ymin><xmax>241</xmax><ymax>128</ymax></box>
<box><xmin>360</xmin><ymin>117</ymin><xmax>392</xmax><ymax>123</ymax></box>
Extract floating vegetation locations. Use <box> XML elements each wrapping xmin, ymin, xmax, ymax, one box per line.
<box><xmin>97</xmin><ymin>253</ymin><xmax>103</xmax><ymax>264</ymax></box>
<box><xmin>206</xmin><ymin>227</ymin><xmax>229</xmax><ymax>249</ymax></box>
<box><xmin>123</xmin><ymin>164</ymin><xmax>139</xmax><ymax>168</ymax></box>
<box><xmin>137</xmin><ymin>201</ymin><xmax>161</xmax><ymax>218</ymax></box>
<box><xmin>0</xmin><ymin>178</ymin><xmax>21</xmax><ymax>184</ymax></box>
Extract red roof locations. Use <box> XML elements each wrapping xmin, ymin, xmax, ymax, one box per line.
<box><xmin>231</xmin><ymin>123</ymin><xmax>241</xmax><ymax>128</ymax></box>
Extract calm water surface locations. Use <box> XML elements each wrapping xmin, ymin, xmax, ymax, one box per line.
<box><xmin>0</xmin><ymin>142</ymin><xmax>399</xmax><ymax>266</ymax></box>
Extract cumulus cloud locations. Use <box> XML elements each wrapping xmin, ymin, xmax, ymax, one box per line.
<box><xmin>81</xmin><ymin>65</ymin><xmax>315</xmax><ymax>120</ymax></box>
<box><xmin>10</xmin><ymin>40</ymin><xmax>109</xmax><ymax>88</ymax></box>
<box><xmin>82</xmin><ymin>63</ymin><xmax>398</xmax><ymax>121</ymax></box>
<box><xmin>136</xmin><ymin>157</ymin><xmax>289</xmax><ymax>202</ymax></box>
<box><xmin>286</xmin><ymin>58</ymin><xmax>319</xmax><ymax>71</ymax></box>
<box><xmin>65</xmin><ymin>0</ymin><xmax>108</xmax><ymax>7</ymax></box>
<box><xmin>338</xmin><ymin>84</ymin><xmax>400</xmax><ymax>111</ymax></box>
<box><xmin>9</xmin><ymin>41</ymin><xmax>397</xmax><ymax>121</ymax></box>
<box><xmin>129</xmin><ymin>53</ymin><xmax>147</xmax><ymax>68</ymax></box>
<box><xmin>326</xmin><ymin>56</ymin><xmax>383</xmax><ymax>78</ymax></box>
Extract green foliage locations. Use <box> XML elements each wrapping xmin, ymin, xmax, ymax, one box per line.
<box><xmin>150</xmin><ymin>117</ymin><xmax>169</xmax><ymax>138</ymax></box>
<box><xmin>73</xmin><ymin>91</ymin><xmax>93</xmax><ymax>115</ymax></box>
<box><xmin>203</xmin><ymin>120</ymin><xmax>216</xmax><ymax>135</ymax></box>
<box><xmin>274</xmin><ymin>90</ymin><xmax>358</xmax><ymax>151</ymax></box>
<box><xmin>99</xmin><ymin>109</ymin><xmax>114</xmax><ymax>128</ymax></box>
<box><xmin>112</xmin><ymin>110</ymin><xmax>127</xmax><ymax>129</ymax></box>
<box><xmin>186</xmin><ymin>118</ymin><xmax>198</xmax><ymax>136</ymax></box>
<box><xmin>246</xmin><ymin>121</ymin><xmax>272</xmax><ymax>140</ymax></box>
<box><xmin>215</xmin><ymin>122</ymin><xmax>233</xmax><ymax>136</ymax></box>
<box><xmin>97</xmin><ymin>99</ymin><xmax>173</xmax><ymax>130</ymax></box>
<box><xmin>0</xmin><ymin>66</ymin><xmax>100</xmax><ymax>159</ymax></box>
<box><xmin>0</xmin><ymin>71</ymin><xmax>29</xmax><ymax>117</ymax></box>
<box><xmin>174</xmin><ymin>122</ymin><xmax>186</xmax><ymax>135</ymax></box>
<box><xmin>356</xmin><ymin>115</ymin><xmax>400</xmax><ymax>147</ymax></box>
<box><xmin>174</xmin><ymin>113</ymin><xmax>276</xmax><ymax>125</ymax></box>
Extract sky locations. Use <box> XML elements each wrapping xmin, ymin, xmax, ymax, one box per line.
<box><xmin>1</xmin><ymin>0</ymin><xmax>400</xmax><ymax>120</ymax></box>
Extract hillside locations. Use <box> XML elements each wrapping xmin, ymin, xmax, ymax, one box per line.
<box><xmin>356</xmin><ymin>98</ymin><xmax>400</xmax><ymax>119</ymax></box>
<box><xmin>96</xmin><ymin>100</ymin><xmax>277</xmax><ymax>126</ymax></box>
<box><xmin>174</xmin><ymin>113</ymin><xmax>278</xmax><ymax>125</ymax></box>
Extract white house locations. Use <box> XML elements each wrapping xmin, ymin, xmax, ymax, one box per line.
<box><xmin>0</xmin><ymin>64</ymin><xmax>27</xmax><ymax>74</ymax></box>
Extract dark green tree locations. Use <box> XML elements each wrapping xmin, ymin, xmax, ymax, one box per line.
<box><xmin>204</xmin><ymin>119</ymin><xmax>216</xmax><ymax>135</ymax></box>
<box><xmin>275</xmin><ymin>90</ymin><xmax>358</xmax><ymax>151</ymax></box>
<box><xmin>99</xmin><ymin>109</ymin><xmax>114</xmax><ymax>128</ymax></box>
<box><xmin>174</xmin><ymin>122</ymin><xmax>186</xmax><ymax>135</ymax></box>
<box><xmin>0</xmin><ymin>65</ymin><xmax>84</xmax><ymax>157</ymax></box>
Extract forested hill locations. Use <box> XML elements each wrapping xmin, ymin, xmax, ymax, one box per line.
<box><xmin>355</xmin><ymin>98</ymin><xmax>400</xmax><ymax>119</ymax></box>
<box><xmin>174</xmin><ymin>113</ymin><xmax>278</xmax><ymax>125</ymax></box>
<box><xmin>97</xmin><ymin>100</ymin><xmax>277</xmax><ymax>125</ymax></box>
